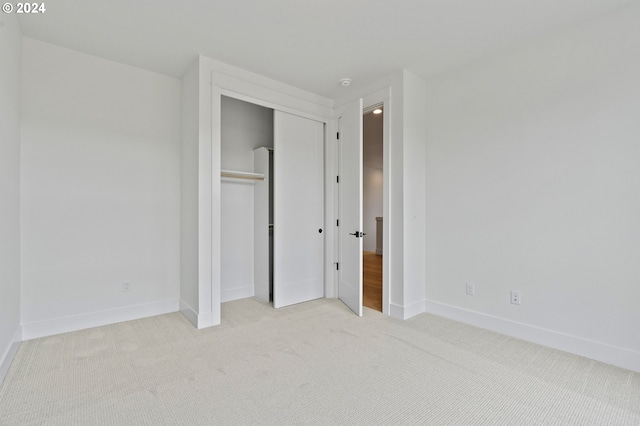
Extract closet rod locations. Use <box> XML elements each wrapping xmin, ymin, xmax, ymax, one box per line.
<box><xmin>221</xmin><ymin>170</ymin><xmax>265</xmax><ymax>181</ymax></box>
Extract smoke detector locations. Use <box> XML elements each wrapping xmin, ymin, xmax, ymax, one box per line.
<box><xmin>339</xmin><ymin>78</ymin><xmax>352</xmax><ymax>87</ymax></box>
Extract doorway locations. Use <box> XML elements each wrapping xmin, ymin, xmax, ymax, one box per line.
<box><xmin>362</xmin><ymin>106</ymin><xmax>383</xmax><ymax>312</ymax></box>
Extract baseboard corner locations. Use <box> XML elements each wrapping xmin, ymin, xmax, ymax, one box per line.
<box><xmin>0</xmin><ymin>327</ymin><xmax>22</xmax><ymax>384</ymax></box>
<box><xmin>179</xmin><ymin>299</ymin><xmax>198</xmax><ymax>327</ymax></box>
<box><xmin>389</xmin><ymin>299</ymin><xmax>426</xmax><ymax>320</ymax></box>
<box><xmin>179</xmin><ymin>299</ymin><xmax>219</xmax><ymax>329</ymax></box>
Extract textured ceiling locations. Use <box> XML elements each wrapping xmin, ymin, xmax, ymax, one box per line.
<box><xmin>17</xmin><ymin>0</ymin><xmax>635</xmax><ymax>99</ymax></box>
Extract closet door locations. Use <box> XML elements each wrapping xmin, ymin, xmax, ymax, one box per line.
<box><xmin>273</xmin><ymin>111</ymin><xmax>324</xmax><ymax>308</ymax></box>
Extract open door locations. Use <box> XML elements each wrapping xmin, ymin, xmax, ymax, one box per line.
<box><xmin>337</xmin><ymin>99</ymin><xmax>363</xmax><ymax>316</ymax></box>
<box><xmin>273</xmin><ymin>111</ymin><xmax>325</xmax><ymax>308</ymax></box>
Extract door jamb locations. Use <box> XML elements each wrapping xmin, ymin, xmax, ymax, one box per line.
<box><xmin>362</xmin><ymin>97</ymin><xmax>389</xmax><ymax>316</ymax></box>
<box><xmin>363</xmin><ymin>92</ymin><xmax>390</xmax><ymax>316</ymax></box>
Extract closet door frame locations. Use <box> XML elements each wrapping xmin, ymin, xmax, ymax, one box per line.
<box><xmin>210</xmin><ymin>72</ymin><xmax>335</xmax><ymax>325</ymax></box>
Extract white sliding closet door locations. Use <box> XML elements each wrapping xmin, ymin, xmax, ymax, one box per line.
<box><xmin>273</xmin><ymin>111</ymin><xmax>324</xmax><ymax>308</ymax></box>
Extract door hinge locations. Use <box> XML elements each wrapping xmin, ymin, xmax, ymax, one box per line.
<box><xmin>336</xmin><ymin>175</ymin><xmax>339</xmax><ymax>183</ymax></box>
<box><xmin>336</xmin><ymin>219</ymin><xmax>339</xmax><ymax>226</ymax></box>
<box><xmin>335</xmin><ymin>262</ymin><xmax>339</xmax><ymax>271</ymax></box>
<box><xmin>337</xmin><ymin>132</ymin><xmax>340</xmax><ymax>140</ymax></box>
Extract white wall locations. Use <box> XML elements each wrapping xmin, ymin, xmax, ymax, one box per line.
<box><xmin>0</xmin><ymin>13</ymin><xmax>22</xmax><ymax>380</ymax></box>
<box><xmin>20</xmin><ymin>38</ymin><xmax>182</xmax><ymax>339</ymax></box>
<box><xmin>363</xmin><ymin>110</ymin><xmax>383</xmax><ymax>253</ymax></box>
<box><xmin>220</xmin><ymin>96</ymin><xmax>273</xmax><ymax>302</ymax></box>
<box><xmin>363</xmin><ymin>166</ymin><xmax>382</xmax><ymax>252</ymax></box>
<box><xmin>399</xmin><ymin>71</ymin><xmax>427</xmax><ymax>318</ymax></box>
<box><xmin>221</xmin><ymin>97</ymin><xmax>274</xmax><ymax>172</ymax></box>
<box><xmin>424</xmin><ymin>5</ymin><xmax>640</xmax><ymax>371</ymax></box>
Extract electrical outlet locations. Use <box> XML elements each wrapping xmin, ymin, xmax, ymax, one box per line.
<box><xmin>122</xmin><ymin>281</ymin><xmax>130</xmax><ymax>293</ymax></box>
<box><xmin>510</xmin><ymin>290</ymin><xmax>521</xmax><ymax>305</ymax></box>
<box><xmin>466</xmin><ymin>283</ymin><xmax>475</xmax><ymax>296</ymax></box>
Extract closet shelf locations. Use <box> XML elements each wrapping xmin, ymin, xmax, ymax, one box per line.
<box><xmin>221</xmin><ymin>170</ymin><xmax>265</xmax><ymax>181</ymax></box>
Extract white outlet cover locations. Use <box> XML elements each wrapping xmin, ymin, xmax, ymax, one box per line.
<box><xmin>466</xmin><ymin>283</ymin><xmax>475</xmax><ymax>296</ymax></box>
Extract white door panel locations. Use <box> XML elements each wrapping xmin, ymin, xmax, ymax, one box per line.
<box><xmin>338</xmin><ymin>99</ymin><xmax>363</xmax><ymax>316</ymax></box>
<box><xmin>273</xmin><ymin>111</ymin><xmax>324</xmax><ymax>308</ymax></box>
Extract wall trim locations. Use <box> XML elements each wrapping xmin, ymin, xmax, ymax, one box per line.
<box><xmin>0</xmin><ymin>327</ymin><xmax>22</xmax><ymax>384</ymax></box>
<box><xmin>179</xmin><ymin>299</ymin><xmax>198</xmax><ymax>328</ymax></box>
<box><xmin>424</xmin><ymin>299</ymin><xmax>640</xmax><ymax>373</ymax></box>
<box><xmin>180</xmin><ymin>299</ymin><xmax>216</xmax><ymax>329</ymax></box>
<box><xmin>22</xmin><ymin>299</ymin><xmax>179</xmax><ymax>341</ymax></box>
<box><xmin>404</xmin><ymin>299</ymin><xmax>427</xmax><ymax>319</ymax></box>
<box><xmin>221</xmin><ymin>286</ymin><xmax>254</xmax><ymax>303</ymax></box>
<box><xmin>389</xmin><ymin>303</ymin><xmax>403</xmax><ymax>319</ymax></box>
<box><xmin>390</xmin><ymin>299</ymin><xmax>426</xmax><ymax>320</ymax></box>
<box><xmin>196</xmin><ymin>312</ymin><xmax>214</xmax><ymax>329</ymax></box>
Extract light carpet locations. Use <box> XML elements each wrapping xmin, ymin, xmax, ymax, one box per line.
<box><xmin>0</xmin><ymin>298</ymin><xmax>638</xmax><ymax>425</ymax></box>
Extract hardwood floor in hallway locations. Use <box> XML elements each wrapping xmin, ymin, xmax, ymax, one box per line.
<box><xmin>363</xmin><ymin>251</ymin><xmax>382</xmax><ymax>312</ymax></box>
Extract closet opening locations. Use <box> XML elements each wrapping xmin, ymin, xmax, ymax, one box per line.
<box><xmin>219</xmin><ymin>94</ymin><xmax>326</xmax><ymax>312</ymax></box>
<box><xmin>362</xmin><ymin>106</ymin><xmax>383</xmax><ymax>312</ymax></box>
<box><xmin>220</xmin><ymin>95</ymin><xmax>274</xmax><ymax>305</ymax></box>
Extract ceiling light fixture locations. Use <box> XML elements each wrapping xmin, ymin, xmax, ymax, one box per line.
<box><xmin>339</xmin><ymin>78</ymin><xmax>352</xmax><ymax>87</ymax></box>
<box><xmin>373</xmin><ymin>108</ymin><xmax>382</xmax><ymax>114</ymax></box>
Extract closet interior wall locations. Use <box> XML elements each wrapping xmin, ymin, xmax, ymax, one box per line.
<box><xmin>220</xmin><ymin>96</ymin><xmax>274</xmax><ymax>303</ymax></box>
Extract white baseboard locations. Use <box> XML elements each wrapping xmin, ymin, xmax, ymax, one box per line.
<box><xmin>389</xmin><ymin>299</ymin><xmax>426</xmax><ymax>320</ymax></box>
<box><xmin>179</xmin><ymin>299</ymin><xmax>217</xmax><ymax>329</ymax></box>
<box><xmin>197</xmin><ymin>311</ymin><xmax>215</xmax><ymax>329</ymax></box>
<box><xmin>179</xmin><ymin>299</ymin><xmax>199</xmax><ymax>327</ymax></box>
<box><xmin>389</xmin><ymin>303</ymin><xmax>403</xmax><ymax>319</ymax></box>
<box><xmin>221</xmin><ymin>286</ymin><xmax>254</xmax><ymax>303</ymax></box>
<box><xmin>21</xmin><ymin>299</ymin><xmax>180</xmax><ymax>341</ymax></box>
<box><xmin>0</xmin><ymin>327</ymin><xmax>22</xmax><ymax>384</ymax></box>
<box><xmin>424</xmin><ymin>299</ymin><xmax>640</xmax><ymax>373</ymax></box>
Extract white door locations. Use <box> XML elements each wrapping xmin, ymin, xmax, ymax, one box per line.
<box><xmin>273</xmin><ymin>111</ymin><xmax>325</xmax><ymax>308</ymax></box>
<box><xmin>337</xmin><ymin>99</ymin><xmax>363</xmax><ymax>316</ymax></box>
